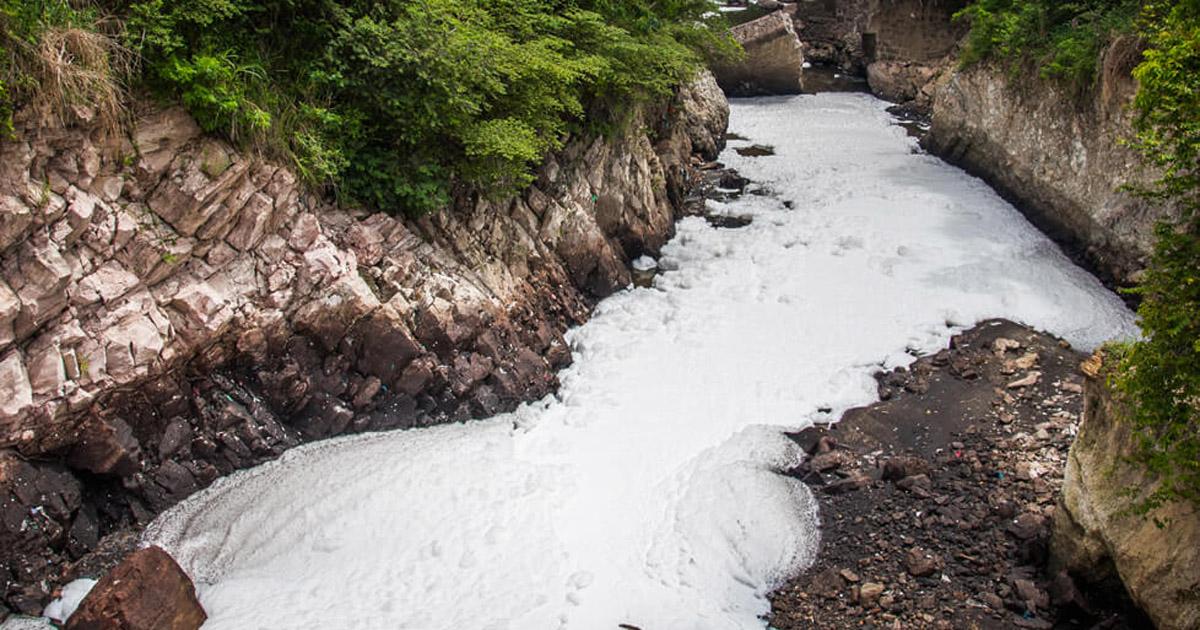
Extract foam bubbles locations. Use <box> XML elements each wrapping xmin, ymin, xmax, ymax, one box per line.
<box><xmin>145</xmin><ymin>93</ymin><xmax>1134</xmax><ymax>630</ymax></box>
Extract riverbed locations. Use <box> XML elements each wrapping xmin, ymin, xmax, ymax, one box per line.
<box><xmin>140</xmin><ymin>93</ymin><xmax>1136</xmax><ymax>630</ymax></box>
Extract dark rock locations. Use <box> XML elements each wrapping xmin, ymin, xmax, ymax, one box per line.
<box><xmin>904</xmin><ymin>547</ymin><xmax>940</xmax><ymax>577</ymax></box>
<box><xmin>881</xmin><ymin>456</ymin><xmax>931</xmax><ymax>481</ymax></box>
<box><xmin>896</xmin><ymin>473</ymin><xmax>932</xmax><ymax>494</ymax></box>
<box><xmin>1008</xmin><ymin>513</ymin><xmax>1045</xmax><ymax>540</ymax></box>
<box><xmin>67</xmin><ymin>417</ymin><xmax>141</xmax><ymax>477</ymax></box>
<box><xmin>824</xmin><ymin>472</ymin><xmax>870</xmax><ymax>495</ymax></box>
<box><xmin>66</xmin><ymin>546</ymin><xmax>206</xmax><ymax>630</ymax></box>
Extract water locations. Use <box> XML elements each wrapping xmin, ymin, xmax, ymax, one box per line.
<box><xmin>142</xmin><ymin>93</ymin><xmax>1135</xmax><ymax>630</ymax></box>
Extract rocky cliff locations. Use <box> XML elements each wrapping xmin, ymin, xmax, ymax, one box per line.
<box><xmin>1051</xmin><ymin>355</ymin><xmax>1200</xmax><ymax>630</ymax></box>
<box><xmin>0</xmin><ymin>72</ymin><xmax>728</xmax><ymax>615</ymax></box>
<box><xmin>923</xmin><ymin>40</ymin><xmax>1176</xmax><ymax>287</ymax></box>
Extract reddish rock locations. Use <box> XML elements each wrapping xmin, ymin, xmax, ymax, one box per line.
<box><xmin>67</xmin><ymin>546</ymin><xmax>206</xmax><ymax>630</ymax></box>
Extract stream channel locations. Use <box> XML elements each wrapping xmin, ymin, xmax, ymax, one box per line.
<box><xmin>131</xmin><ymin>92</ymin><xmax>1137</xmax><ymax>630</ymax></box>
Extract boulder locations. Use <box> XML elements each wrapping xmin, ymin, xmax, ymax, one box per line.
<box><xmin>1050</xmin><ymin>354</ymin><xmax>1200</xmax><ymax>630</ymax></box>
<box><xmin>866</xmin><ymin>60</ymin><xmax>938</xmax><ymax>106</ymax></box>
<box><xmin>66</xmin><ymin>546</ymin><xmax>206</xmax><ymax>630</ymax></box>
<box><xmin>713</xmin><ymin>11</ymin><xmax>805</xmax><ymax>96</ymax></box>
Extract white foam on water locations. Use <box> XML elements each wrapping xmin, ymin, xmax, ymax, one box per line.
<box><xmin>145</xmin><ymin>93</ymin><xmax>1136</xmax><ymax>630</ymax></box>
<box><xmin>42</xmin><ymin>578</ymin><xmax>97</xmax><ymax>624</ymax></box>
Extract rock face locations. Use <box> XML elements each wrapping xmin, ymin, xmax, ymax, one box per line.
<box><xmin>791</xmin><ymin>0</ymin><xmax>870</xmax><ymax>69</ymax></box>
<box><xmin>924</xmin><ymin>38</ymin><xmax>1177</xmax><ymax>287</ymax></box>
<box><xmin>0</xmin><ymin>72</ymin><xmax>728</xmax><ymax>613</ymax></box>
<box><xmin>66</xmin><ymin>546</ymin><xmax>205</xmax><ymax>630</ymax></box>
<box><xmin>1051</xmin><ymin>355</ymin><xmax>1200</xmax><ymax>630</ymax></box>
<box><xmin>713</xmin><ymin>10</ymin><xmax>806</xmax><ymax>96</ymax></box>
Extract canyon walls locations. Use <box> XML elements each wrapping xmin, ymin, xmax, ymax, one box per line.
<box><xmin>0</xmin><ymin>73</ymin><xmax>728</xmax><ymax>615</ymax></box>
<box><xmin>924</xmin><ymin>38</ymin><xmax>1176</xmax><ymax>287</ymax></box>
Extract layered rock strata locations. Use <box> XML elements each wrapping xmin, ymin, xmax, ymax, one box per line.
<box><xmin>0</xmin><ymin>73</ymin><xmax>728</xmax><ymax>615</ymax></box>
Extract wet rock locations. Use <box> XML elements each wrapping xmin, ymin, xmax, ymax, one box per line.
<box><xmin>67</xmin><ymin>417</ymin><xmax>141</xmax><ymax>477</ymax></box>
<box><xmin>66</xmin><ymin>546</ymin><xmax>206</xmax><ymax>630</ymax></box>
<box><xmin>881</xmin><ymin>456</ymin><xmax>931</xmax><ymax>481</ymax></box>
<box><xmin>895</xmin><ymin>473</ymin><xmax>931</xmax><ymax>495</ymax></box>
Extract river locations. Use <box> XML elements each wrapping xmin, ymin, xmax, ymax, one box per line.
<box><xmin>139</xmin><ymin>93</ymin><xmax>1136</xmax><ymax>630</ymax></box>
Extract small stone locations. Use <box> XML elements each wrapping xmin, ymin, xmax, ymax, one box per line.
<box><xmin>881</xmin><ymin>456</ymin><xmax>931</xmax><ymax>481</ymax></box>
<box><xmin>993</xmin><ymin>338</ymin><xmax>1021</xmax><ymax>355</ymax></box>
<box><xmin>824</xmin><ymin>471</ymin><xmax>870</xmax><ymax>495</ymax></box>
<box><xmin>859</xmin><ymin>582</ymin><xmax>885</xmax><ymax>607</ymax></box>
<box><xmin>896</xmin><ymin>474</ymin><xmax>932</xmax><ymax>494</ymax></box>
<box><xmin>1007</xmin><ymin>371</ymin><xmax>1041</xmax><ymax>388</ymax></box>
<box><xmin>1013</xmin><ymin>578</ymin><xmax>1049</xmax><ymax>611</ymax></box>
<box><xmin>839</xmin><ymin>568</ymin><xmax>860</xmax><ymax>583</ymax></box>
<box><xmin>1007</xmin><ymin>513</ymin><xmax>1045</xmax><ymax>540</ymax></box>
<box><xmin>904</xmin><ymin>547</ymin><xmax>940</xmax><ymax>577</ymax></box>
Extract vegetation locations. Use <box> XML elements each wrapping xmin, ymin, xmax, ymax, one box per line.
<box><xmin>1</xmin><ymin>0</ymin><xmax>735</xmax><ymax>215</ymax></box>
<box><xmin>1113</xmin><ymin>0</ymin><xmax>1200</xmax><ymax>513</ymax></box>
<box><xmin>958</xmin><ymin>0</ymin><xmax>1200</xmax><ymax>511</ymax></box>
<box><xmin>1</xmin><ymin>0</ymin><xmax>128</xmax><ymax>137</ymax></box>
<box><xmin>955</xmin><ymin>0</ymin><xmax>1142</xmax><ymax>86</ymax></box>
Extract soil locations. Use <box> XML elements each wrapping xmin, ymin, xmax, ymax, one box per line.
<box><xmin>768</xmin><ymin>319</ymin><xmax>1152</xmax><ymax>630</ymax></box>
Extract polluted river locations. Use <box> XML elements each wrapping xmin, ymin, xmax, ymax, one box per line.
<box><xmin>132</xmin><ymin>92</ymin><xmax>1135</xmax><ymax>629</ymax></box>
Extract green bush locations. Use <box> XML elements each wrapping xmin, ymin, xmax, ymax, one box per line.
<box><xmin>118</xmin><ymin>0</ymin><xmax>734</xmax><ymax>214</ymax></box>
<box><xmin>1112</xmin><ymin>0</ymin><xmax>1200</xmax><ymax>513</ymax></box>
<box><xmin>954</xmin><ymin>0</ymin><xmax>1140</xmax><ymax>86</ymax></box>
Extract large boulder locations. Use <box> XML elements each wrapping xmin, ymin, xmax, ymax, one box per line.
<box><xmin>713</xmin><ymin>10</ymin><xmax>805</xmax><ymax>96</ymax></box>
<box><xmin>1050</xmin><ymin>354</ymin><xmax>1200</xmax><ymax>630</ymax></box>
<box><xmin>66</xmin><ymin>546</ymin><xmax>206</xmax><ymax>630</ymax></box>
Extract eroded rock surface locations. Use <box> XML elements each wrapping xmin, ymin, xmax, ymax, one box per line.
<box><xmin>714</xmin><ymin>10</ymin><xmax>806</xmax><ymax>96</ymax></box>
<box><xmin>924</xmin><ymin>38</ymin><xmax>1176</xmax><ymax>287</ymax></box>
<box><xmin>0</xmin><ymin>72</ymin><xmax>728</xmax><ymax>614</ymax></box>
<box><xmin>1052</xmin><ymin>355</ymin><xmax>1200</xmax><ymax>630</ymax></box>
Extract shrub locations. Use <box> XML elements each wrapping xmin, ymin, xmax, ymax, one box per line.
<box><xmin>954</xmin><ymin>0</ymin><xmax>1141</xmax><ymax>86</ymax></box>
<box><xmin>118</xmin><ymin>0</ymin><xmax>734</xmax><ymax>215</ymax></box>
<box><xmin>1</xmin><ymin>0</ymin><xmax>129</xmax><ymax>137</ymax></box>
<box><xmin>1112</xmin><ymin>0</ymin><xmax>1200</xmax><ymax>512</ymax></box>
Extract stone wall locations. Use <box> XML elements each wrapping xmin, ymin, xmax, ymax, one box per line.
<box><xmin>0</xmin><ymin>72</ymin><xmax>729</xmax><ymax>615</ymax></box>
<box><xmin>1051</xmin><ymin>355</ymin><xmax>1200</xmax><ymax>630</ymax></box>
<box><xmin>923</xmin><ymin>38</ymin><xmax>1176</xmax><ymax>287</ymax></box>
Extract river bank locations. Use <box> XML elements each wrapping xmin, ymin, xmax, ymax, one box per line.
<box><xmin>769</xmin><ymin>319</ymin><xmax>1150</xmax><ymax>629</ymax></box>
